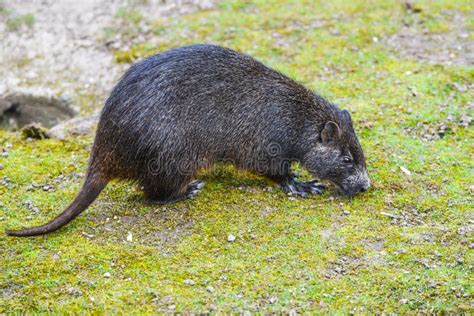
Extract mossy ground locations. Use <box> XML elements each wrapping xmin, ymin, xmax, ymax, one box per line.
<box><xmin>1</xmin><ymin>0</ymin><xmax>473</xmax><ymax>313</ymax></box>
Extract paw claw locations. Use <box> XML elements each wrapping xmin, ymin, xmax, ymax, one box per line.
<box><xmin>185</xmin><ymin>180</ymin><xmax>204</xmax><ymax>199</ymax></box>
<box><xmin>281</xmin><ymin>178</ymin><xmax>324</xmax><ymax>197</ymax></box>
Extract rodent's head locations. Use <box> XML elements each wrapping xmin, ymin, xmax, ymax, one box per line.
<box><xmin>304</xmin><ymin>109</ymin><xmax>370</xmax><ymax>197</ymax></box>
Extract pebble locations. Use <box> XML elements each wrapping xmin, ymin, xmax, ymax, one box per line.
<box><xmin>126</xmin><ymin>231</ymin><xmax>133</xmax><ymax>242</ymax></box>
<box><xmin>184</xmin><ymin>279</ymin><xmax>195</xmax><ymax>286</ymax></box>
<box><xmin>103</xmin><ymin>272</ymin><xmax>111</xmax><ymax>278</ymax></box>
<box><xmin>219</xmin><ymin>275</ymin><xmax>228</xmax><ymax>281</ymax></box>
<box><xmin>0</xmin><ymin>164</ymin><xmax>4</xmax><ymax>170</ymax></box>
<box><xmin>227</xmin><ymin>234</ymin><xmax>236</xmax><ymax>242</ymax></box>
<box><xmin>206</xmin><ymin>286</ymin><xmax>215</xmax><ymax>292</ymax></box>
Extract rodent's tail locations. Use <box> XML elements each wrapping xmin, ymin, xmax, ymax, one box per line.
<box><xmin>6</xmin><ymin>171</ymin><xmax>107</xmax><ymax>237</ymax></box>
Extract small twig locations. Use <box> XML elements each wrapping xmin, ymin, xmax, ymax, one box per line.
<box><xmin>380</xmin><ymin>212</ymin><xmax>400</xmax><ymax>219</ymax></box>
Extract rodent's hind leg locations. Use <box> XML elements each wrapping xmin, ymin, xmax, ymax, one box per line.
<box><xmin>281</xmin><ymin>176</ymin><xmax>325</xmax><ymax>198</ymax></box>
<box><xmin>184</xmin><ymin>179</ymin><xmax>205</xmax><ymax>199</ymax></box>
<box><xmin>145</xmin><ymin>179</ymin><xmax>205</xmax><ymax>204</ymax></box>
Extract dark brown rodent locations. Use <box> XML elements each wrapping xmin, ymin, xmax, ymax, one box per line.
<box><xmin>7</xmin><ymin>44</ymin><xmax>370</xmax><ymax>237</ymax></box>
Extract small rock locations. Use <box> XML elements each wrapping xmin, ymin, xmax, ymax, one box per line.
<box><xmin>168</xmin><ymin>305</ymin><xmax>176</xmax><ymax>310</ymax></box>
<box><xmin>184</xmin><ymin>279</ymin><xmax>195</xmax><ymax>286</ymax></box>
<box><xmin>126</xmin><ymin>231</ymin><xmax>133</xmax><ymax>242</ymax></box>
<box><xmin>400</xmin><ymin>298</ymin><xmax>409</xmax><ymax>304</ymax></box>
<box><xmin>394</xmin><ymin>248</ymin><xmax>406</xmax><ymax>255</ymax></box>
<box><xmin>460</xmin><ymin>114</ymin><xmax>472</xmax><ymax>127</ymax></box>
<box><xmin>409</xmin><ymin>87</ymin><xmax>418</xmax><ymax>97</ymax></box>
<box><xmin>0</xmin><ymin>164</ymin><xmax>4</xmax><ymax>170</ymax></box>
<box><xmin>103</xmin><ymin>272</ymin><xmax>111</xmax><ymax>278</ymax></box>
<box><xmin>453</xmin><ymin>82</ymin><xmax>467</xmax><ymax>92</ymax></box>
<box><xmin>219</xmin><ymin>275</ymin><xmax>228</xmax><ymax>281</ymax></box>
<box><xmin>227</xmin><ymin>234</ymin><xmax>236</xmax><ymax>242</ymax></box>
<box><xmin>206</xmin><ymin>286</ymin><xmax>215</xmax><ymax>292</ymax></box>
<box><xmin>47</xmin><ymin>114</ymin><xmax>98</xmax><ymax>140</ymax></box>
<box><xmin>343</xmin><ymin>210</ymin><xmax>350</xmax><ymax>215</ymax></box>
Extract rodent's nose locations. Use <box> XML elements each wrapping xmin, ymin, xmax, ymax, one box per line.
<box><xmin>360</xmin><ymin>183</ymin><xmax>370</xmax><ymax>193</ymax></box>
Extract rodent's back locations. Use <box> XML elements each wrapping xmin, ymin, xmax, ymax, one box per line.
<box><xmin>96</xmin><ymin>44</ymin><xmax>318</xmax><ymax>174</ymax></box>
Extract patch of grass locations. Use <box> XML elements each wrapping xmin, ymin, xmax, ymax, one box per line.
<box><xmin>1</xmin><ymin>0</ymin><xmax>473</xmax><ymax>313</ymax></box>
<box><xmin>104</xmin><ymin>5</ymin><xmax>149</xmax><ymax>46</ymax></box>
<box><xmin>115</xmin><ymin>6</ymin><xmax>143</xmax><ymax>25</ymax></box>
<box><xmin>6</xmin><ymin>13</ymin><xmax>35</xmax><ymax>31</ymax></box>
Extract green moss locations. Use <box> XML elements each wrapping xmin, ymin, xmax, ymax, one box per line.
<box><xmin>6</xmin><ymin>13</ymin><xmax>35</xmax><ymax>31</ymax></box>
<box><xmin>115</xmin><ymin>6</ymin><xmax>143</xmax><ymax>25</ymax></box>
<box><xmin>1</xmin><ymin>0</ymin><xmax>473</xmax><ymax>313</ymax></box>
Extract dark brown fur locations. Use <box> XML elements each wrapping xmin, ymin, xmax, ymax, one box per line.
<box><xmin>7</xmin><ymin>44</ymin><xmax>369</xmax><ymax>237</ymax></box>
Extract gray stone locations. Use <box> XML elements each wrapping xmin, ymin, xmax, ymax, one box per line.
<box><xmin>0</xmin><ymin>87</ymin><xmax>76</xmax><ymax>130</ymax></box>
<box><xmin>47</xmin><ymin>113</ymin><xmax>99</xmax><ymax>140</ymax></box>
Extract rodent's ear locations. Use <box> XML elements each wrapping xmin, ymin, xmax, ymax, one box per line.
<box><xmin>321</xmin><ymin>121</ymin><xmax>341</xmax><ymax>144</ymax></box>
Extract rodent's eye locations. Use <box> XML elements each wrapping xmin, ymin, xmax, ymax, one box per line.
<box><xmin>342</xmin><ymin>156</ymin><xmax>352</xmax><ymax>164</ymax></box>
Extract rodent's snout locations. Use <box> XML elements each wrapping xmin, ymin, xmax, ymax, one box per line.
<box><xmin>344</xmin><ymin>184</ymin><xmax>369</xmax><ymax>197</ymax></box>
<box><xmin>360</xmin><ymin>179</ymin><xmax>370</xmax><ymax>193</ymax></box>
<box><xmin>339</xmin><ymin>170</ymin><xmax>370</xmax><ymax>197</ymax></box>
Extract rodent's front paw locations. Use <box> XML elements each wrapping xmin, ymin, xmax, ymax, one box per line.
<box><xmin>300</xmin><ymin>179</ymin><xmax>325</xmax><ymax>195</ymax></box>
<box><xmin>281</xmin><ymin>178</ymin><xmax>325</xmax><ymax>198</ymax></box>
